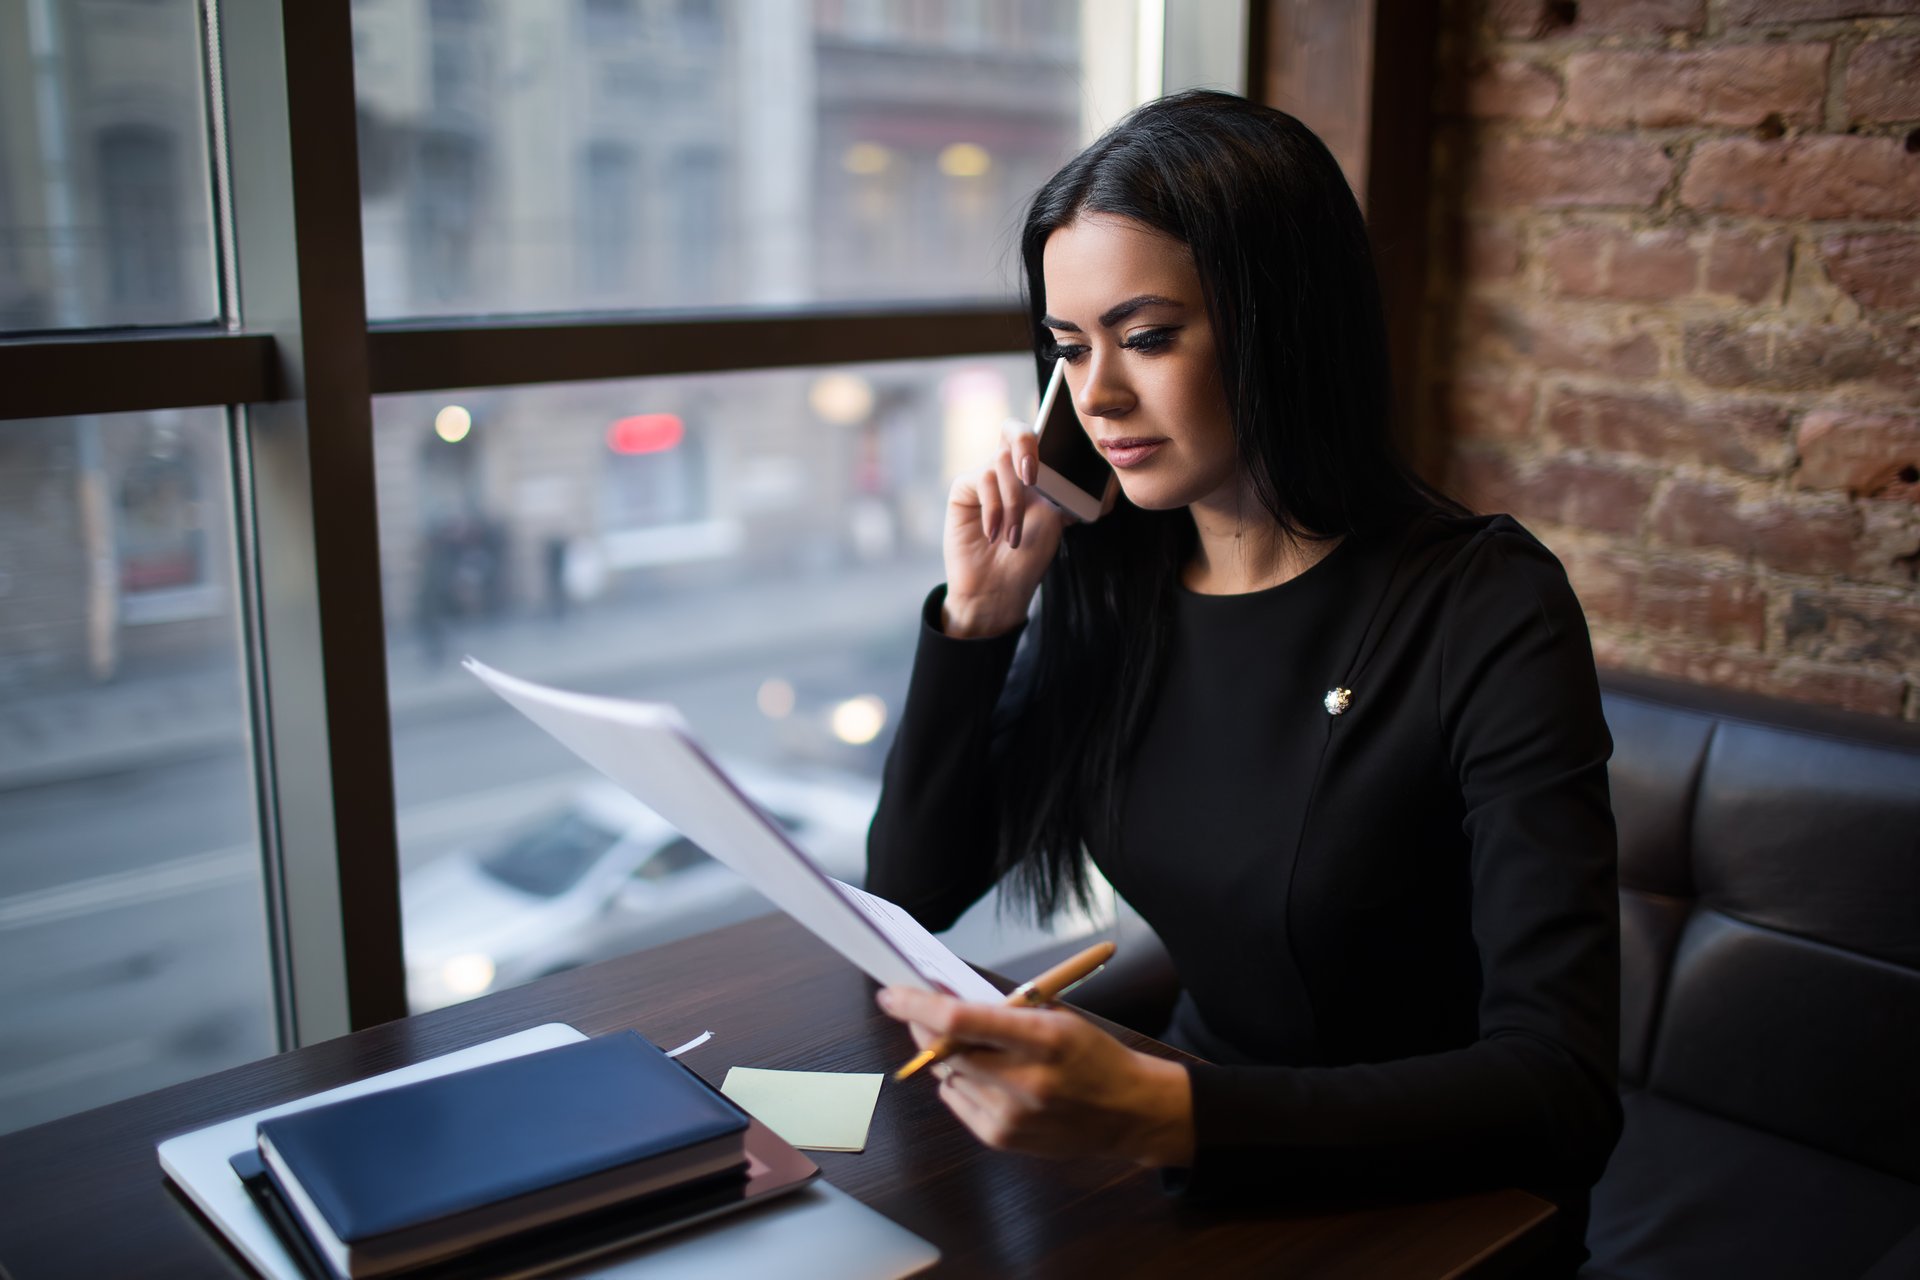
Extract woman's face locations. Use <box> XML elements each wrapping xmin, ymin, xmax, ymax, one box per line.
<box><xmin>1041</xmin><ymin>213</ymin><xmax>1238</xmax><ymax>514</ymax></box>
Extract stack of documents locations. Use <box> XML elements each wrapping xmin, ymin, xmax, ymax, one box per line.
<box><xmin>248</xmin><ymin>1032</ymin><xmax>751</xmax><ymax>1279</ymax></box>
<box><xmin>159</xmin><ymin>1024</ymin><xmax>939</xmax><ymax>1280</ymax></box>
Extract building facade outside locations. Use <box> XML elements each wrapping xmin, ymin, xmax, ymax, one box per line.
<box><xmin>0</xmin><ymin>0</ymin><xmax>1150</xmax><ymax>1132</ymax></box>
<box><xmin>1</xmin><ymin>0</ymin><xmax>1129</xmax><ymax>692</ymax></box>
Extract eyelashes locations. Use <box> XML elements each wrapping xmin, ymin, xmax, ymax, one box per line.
<box><xmin>1122</xmin><ymin>328</ymin><xmax>1177</xmax><ymax>353</ymax></box>
<box><xmin>1044</xmin><ymin>327</ymin><xmax>1180</xmax><ymax>363</ymax></box>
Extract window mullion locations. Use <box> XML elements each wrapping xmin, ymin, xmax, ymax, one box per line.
<box><xmin>217</xmin><ymin>0</ymin><xmax>406</xmax><ymax>1042</ymax></box>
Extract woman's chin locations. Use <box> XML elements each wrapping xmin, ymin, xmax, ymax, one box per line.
<box><xmin>1114</xmin><ymin>476</ymin><xmax>1195</xmax><ymax>513</ymax></box>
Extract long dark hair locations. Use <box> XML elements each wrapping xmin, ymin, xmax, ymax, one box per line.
<box><xmin>995</xmin><ymin>90</ymin><xmax>1460</xmax><ymax>917</ymax></box>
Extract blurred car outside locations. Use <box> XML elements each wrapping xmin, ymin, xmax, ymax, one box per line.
<box><xmin>404</xmin><ymin>761</ymin><xmax>879</xmax><ymax>1012</ymax></box>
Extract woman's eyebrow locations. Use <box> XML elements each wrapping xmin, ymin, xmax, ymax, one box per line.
<box><xmin>1099</xmin><ymin>294</ymin><xmax>1183</xmax><ymax>327</ymax></box>
<box><xmin>1042</xmin><ymin>294</ymin><xmax>1185</xmax><ymax>333</ymax></box>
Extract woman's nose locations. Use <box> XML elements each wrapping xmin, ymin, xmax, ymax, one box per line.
<box><xmin>1074</xmin><ymin>351</ymin><xmax>1133</xmax><ymax>419</ymax></box>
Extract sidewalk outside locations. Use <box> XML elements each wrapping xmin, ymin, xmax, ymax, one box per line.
<box><xmin>0</xmin><ymin>559</ymin><xmax>940</xmax><ymax>792</ymax></box>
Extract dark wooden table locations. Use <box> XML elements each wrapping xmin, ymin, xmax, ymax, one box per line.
<box><xmin>0</xmin><ymin>914</ymin><xmax>1555</xmax><ymax>1278</ymax></box>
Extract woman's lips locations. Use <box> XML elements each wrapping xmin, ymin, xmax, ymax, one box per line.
<box><xmin>1099</xmin><ymin>438</ymin><xmax>1165</xmax><ymax>468</ymax></box>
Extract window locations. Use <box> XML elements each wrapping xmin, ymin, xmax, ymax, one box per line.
<box><xmin>581</xmin><ymin>0</ymin><xmax>638</xmax><ymax>44</ymax></box>
<box><xmin>97</xmin><ymin>127</ymin><xmax>184</xmax><ymax>318</ymax></box>
<box><xmin>114</xmin><ymin>413</ymin><xmax>226</xmax><ymax>624</ymax></box>
<box><xmin>407</xmin><ymin>133</ymin><xmax>484</xmax><ymax>308</ymax></box>
<box><xmin>677</xmin><ymin>0</ymin><xmax>722</xmax><ymax>45</ymax></box>
<box><xmin>601</xmin><ymin>424</ymin><xmax>707</xmax><ymax>531</ymax></box>
<box><xmin>0</xmin><ymin>411</ymin><xmax>272</xmax><ymax>1136</ymax></box>
<box><xmin>635</xmin><ymin>837</ymin><xmax>711</xmax><ymax>882</ymax></box>
<box><xmin>2</xmin><ymin>0</ymin><xmax>1240</xmax><ymax>1122</ymax></box>
<box><xmin>480</xmin><ymin>811</ymin><xmax>624</xmax><ymax>898</ymax></box>
<box><xmin>117</xmin><ymin>432</ymin><xmax>202</xmax><ymax>593</ymax></box>
<box><xmin>428</xmin><ymin>7</ymin><xmax>490</xmax><ymax>117</ymax></box>
<box><xmin>578</xmin><ymin>141</ymin><xmax>636</xmax><ymax>295</ymax></box>
<box><xmin>355</xmin><ymin>1</ymin><xmax>1148</xmax><ymax>317</ymax></box>
<box><xmin>0</xmin><ymin>0</ymin><xmax>219</xmax><ymax>329</ymax></box>
<box><xmin>379</xmin><ymin>356</ymin><xmax>1038</xmax><ymax>1008</ymax></box>
<box><xmin>667</xmin><ymin>147</ymin><xmax>726</xmax><ymax>305</ymax></box>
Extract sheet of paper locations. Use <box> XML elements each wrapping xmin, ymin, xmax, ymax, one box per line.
<box><xmin>832</xmin><ymin>880</ymin><xmax>1002</xmax><ymax>1002</ymax></box>
<box><xmin>721</xmin><ymin>1068</ymin><xmax>885</xmax><ymax>1153</ymax></box>
<box><xmin>463</xmin><ymin>658</ymin><xmax>990</xmax><ymax>1001</ymax></box>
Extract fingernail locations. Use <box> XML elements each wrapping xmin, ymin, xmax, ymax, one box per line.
<box><xmin>1009</xmin><ymin>521</ymin><xmax>1022</xmax><ymax>549</ymax></box>
<box><xmin>986</xmin><ymin>518</ymin><xmax>1001</xmax><ymax>543</ymax></box>
<box><xmin>1020</xmin><ymin>458</ymin><xmax>1036</xmax><ymax>485</ymax></box>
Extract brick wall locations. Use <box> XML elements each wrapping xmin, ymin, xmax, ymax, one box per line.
<box><xmin>1423</xmin><ymin>0</ymin><xmax>1920</xmax><ymax>718</ymax></box>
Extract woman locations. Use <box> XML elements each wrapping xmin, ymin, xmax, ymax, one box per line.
<box><xmin>867</xmin><ymin>91</ymin><xmax>1620</xmax><ymax>1259</ymax></box>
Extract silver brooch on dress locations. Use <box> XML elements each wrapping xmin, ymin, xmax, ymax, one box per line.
<box><xmin>1323</xmin><ymin>687</ymin><xmax>1353</xmax><ymax>716</ymax></box>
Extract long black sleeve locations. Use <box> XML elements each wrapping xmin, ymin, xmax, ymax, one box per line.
<box><xmin>865</xmin><ymin>587</ymin><xmax>1027</xmax><ymax>931</ymax></box>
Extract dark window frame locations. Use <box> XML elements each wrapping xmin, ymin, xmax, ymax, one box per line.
<box><xmin>0</xmin><ymin>1</ymin><xmax>1029</xmax><ymax>1045</ymax></box>
<box><xmin>0</xmin><ymin>1</ymin><xmax>1370</xmax><ymax>1043</ymax></box>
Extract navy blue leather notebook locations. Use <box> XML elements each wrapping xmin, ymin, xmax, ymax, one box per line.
<box><xmin>254</xmin><ymin>1031</ymin><xmax>749</xmax><ymax>1278</ymax></box>
<box><xmin>233</xmin><ymin>1124</ymin><xmax>815</xmax><ymax>1280</ymax></box>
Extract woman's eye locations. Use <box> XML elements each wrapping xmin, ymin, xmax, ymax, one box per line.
<box><xmin>1122</xmin><ymin>327</ymin><xmax>1178</xmax><ymax>353</ymax></box>
<box><xmin>1047</xmin><ymin>340</ymin><xmax>1090</xmax><ymax>364</ymax></box>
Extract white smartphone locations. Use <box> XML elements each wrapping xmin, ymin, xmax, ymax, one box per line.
<box><xmin>1028</xmin><ymin>356</ymin><xmax>1118</xmax><ymax>523</ymax></box>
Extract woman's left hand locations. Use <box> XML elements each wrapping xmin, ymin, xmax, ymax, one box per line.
<box><xmin>876</xmin><ymin>987</ymin><xmax>1195</xmax><ymax>1167</ymax></box>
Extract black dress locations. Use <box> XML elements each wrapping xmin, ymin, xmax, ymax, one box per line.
<box><xmin>867</xmin><ymin>512</ymin><xmax>1621</xmax><ymax>1252</ymax></box>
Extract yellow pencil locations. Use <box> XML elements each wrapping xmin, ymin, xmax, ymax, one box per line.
<box><xmin>893</xmin><ymin>940</ymin><xmax>1117</xmax><ymax>1081</ymax></box>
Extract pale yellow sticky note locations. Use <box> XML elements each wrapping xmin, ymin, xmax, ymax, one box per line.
<box><xmin>720</xmin><ymin>1067</ymin><xmax>885</xmax><ymax>1153</ymax></box>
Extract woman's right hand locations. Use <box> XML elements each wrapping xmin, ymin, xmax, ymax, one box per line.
<box><xmin>941</xmin><ymin>423</ymin><xmax>1066</xmax><ymax>639</ymax></box>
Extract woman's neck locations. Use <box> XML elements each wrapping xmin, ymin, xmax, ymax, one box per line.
<box><xmin>1183</xmin><ymin>484</ymin><xmax>1340</xmax><ymax>595</ymax></box>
